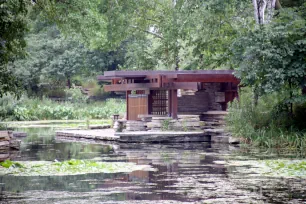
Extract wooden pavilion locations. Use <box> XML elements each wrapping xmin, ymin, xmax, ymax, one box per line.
<box><xmin>98</xmin><ymin>70</ymin><xmax>240</xmax><ymax>121</ymax></box>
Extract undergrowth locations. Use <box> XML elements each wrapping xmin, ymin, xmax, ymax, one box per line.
<box><xmin>226</xmin><ymin>89</ymin><xmax>306</xmax><ymax>149</ymax></box>
<box><xmin>0</xmin><ymin>94</ymin><xmax>125</xmax><ymax>121</ymax></box>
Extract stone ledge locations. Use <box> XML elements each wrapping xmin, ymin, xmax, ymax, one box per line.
<box><xmin>115</xmin><ymin>131</ymin><xmax>210</xmax><ymax>143</ymax></box>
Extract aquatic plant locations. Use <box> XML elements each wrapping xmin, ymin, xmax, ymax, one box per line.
<box><xmin>0</xmin><ymin>160</ymin><xmax>24</xmax><ymax>168</ymax></box>
<box><xmin>0</xmin><ymin>159</ymin><xmax>154</xmax><ymax>176</ymax></box>
<box><xmin>225</xmin><ymin>159</ymin><xmax>306</xmax><ymax>178</ymax></box>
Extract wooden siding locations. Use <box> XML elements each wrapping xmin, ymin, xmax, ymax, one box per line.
<box><xmin>128</xmin><ymin>93</ymin><xmax>148</xmax><ymax>121</ymax></box>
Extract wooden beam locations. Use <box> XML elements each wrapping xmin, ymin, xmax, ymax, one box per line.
<box><xmin>104</xmin><ymin>83</ymin><xmax>160</xmax><ymax>92</ymax></box>
<box><xmin>104</xmin><ymin>82</ymin><xmax>200</xmax><ymax>92</ymax></box>
<box><xmin>126</xmin><ymin>91</ymin><xmax>129</xmax><ymax>120</ymax></box>
<box><xmin>163</xmin><ymin>82</ymin><xmax>198</xmax><ymax>90</ymax></box>
<box><xmin>103</xmin><ymin>70</ymin><xmax>235</xmax><ymax>78</ymax></box>
<box><xmin>101</xmin><ymin>71</ymin><xmax>240</xmax><ymax>84</ymax></box>
<box><xmin>175</xmin><ymin>74</ymin><xmax>239</xmax><ymax>83</ymax></box>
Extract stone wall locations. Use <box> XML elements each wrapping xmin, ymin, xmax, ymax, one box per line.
<box><xmin>178</xmin><ymin>83</ymin><xmax>222</xmax><ymax>114</ymax></box>
<box><xmin>146</xmin><ymin>115</ymin><xmax>203</xmax><ymax>132</ymax></box>
<box><xmin>0</xmin><ymin>131</ymin><xmax>20</xmax><ymax>161</ymax></box>
<box><xmin>178</xmin><ymin>90</ymin><xmax>209</xmax><ymax>113</ymax></box>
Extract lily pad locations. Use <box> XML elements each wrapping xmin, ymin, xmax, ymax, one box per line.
<box><xmin>225</xmin><ymin>159</ymin><xmax>306</xmax><ymax>178</ymax></box>
<box><xmin>0</xmin><ymin>159</ymin><xmax>155</xmax><ymax>176</ymax></box>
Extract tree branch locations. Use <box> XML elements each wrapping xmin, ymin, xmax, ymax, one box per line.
<box><xmin>130</xmin><ymin>25</ymin><xmax>163</xmax><ymax>39</ymax></box>
<box><xmin>252</xmin><ymin>0</ymin><xmax>259</xmax><ymax>24</ymax></box>
<box><xmin>259</xmin><ymin>0</ymin><xmax>267</xmax><ymax>24</ymax></box>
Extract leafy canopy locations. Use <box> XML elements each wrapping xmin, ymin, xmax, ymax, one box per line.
<box><xmin>0</xmin><ymin>0</ymin><xmax>29</xmax><ymax>97</ymax></box>
<box><xmin>232</xmin><ymin>3</ymin><xmax>306</xmax><ymax>100</ymax></box>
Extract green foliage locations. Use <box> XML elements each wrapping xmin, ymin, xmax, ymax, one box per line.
<box><xmin>35</xmin><ymin>0</ymin><xmax>252</xmax><ymax>70</ymax></box>
<box><xmin>0</xmin><ymin>0</ymin><xmax>29</xmax><ymax>97</ymax></box>
<box><xmin>64</xmin><ymin>86</ymin><xmax>88</xmax><ymax>103</ymax></box>
<box><xmin>45</xmin><ymin>88</ymin><xmax>66</xmax><ymax>98</ymax></box>
<box><xmin>265</xmin><ymin>160</ymin><xmax>306</xmax><ymax>177</ymax></box>
<box><xmin>0</xmin><ymin>160</ymin><xmax>24</xmax><ymax>168</ymax></box>
<box><xmin>226</xmin><ymin>3</ymin><xmax>306</xmax><ymax>149</ymax></box>
<box><xmin>232</xmin><ymin>4</ymin><xmax>306</xmax><ymax>97</ymax></box>
<box><xmin>9</xmin><ymin>15</ymin><xmax>125</xmax><ymax>95</ymax></box>
<box><xmin>226</xmin><ymin>159</ymin><xmax>306</xmax><ymax>178</ymax></box>
<box><xmin>161</xmin><ymin>119</ymin><xmax>171</xmax><ymax>131</ymax></box>
<box><xmin>227</xmin><ymin>89</ymin><xmax>306</xmax><ymax>149</ymax></box>
<box><xmin>181</xmin><ymin>119</ymin><xmax>189</xmax><ymax>132</ymax></box>
<box><xmin>0</xmin><ymin>94</ymin><xmax>19</xmax><ymax>120</ymax></box>
<box><xmin>0</xmin><ymin>159</ymin><xmax>153</xmax><ymax>176</ymax></box>
<box><xmin>91</xmin><ymin>85</ymin><xmax>110</xmax><ymax>99</ymax></box>
<box><xmin>0</xmin><ymin>95</ymin><xmax>125</xmax><ymax>121</ymax></box>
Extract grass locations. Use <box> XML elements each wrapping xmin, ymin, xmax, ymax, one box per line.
<box><xmin>226</xmin><ymin>89</ymin><xmax>306</xmax><ymax>149</ymax></box>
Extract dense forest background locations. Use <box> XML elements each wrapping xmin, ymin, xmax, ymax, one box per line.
<box><xmin>0</xmin><ymin>0</ymin><xmax>306</xmax><ymax>147</ymax></box>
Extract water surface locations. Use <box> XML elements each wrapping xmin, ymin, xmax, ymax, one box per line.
<box><xmin>0</xmin><ymin>127</ymin><xmax>305</xmax><ymax>203</ymax></box>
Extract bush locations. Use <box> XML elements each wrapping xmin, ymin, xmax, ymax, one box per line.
<box><xmin>91</xmin><ymin>85</ymin><xmax>110</xmax><ymax>99</ymax></box>
<box><xmin>45</xmin><ymin>88</ymin><xmax>66</xmax><ymax>98</ymax></box>
<box><xmin>0</xmin><ymin>94</ymin><xmax>125</xmax><ymax>121</ymax></box>
<box><xmin>0</xmin><ymin>94</ymin><xmax>19</xmax><ymax>121</ymax></box>
<box><xmin>12</xmin><ymin>98</ymin><xmax>125</xmax><ymax>121</ymax></box>
<box><xmin>226</xmin><ymin>88</ymin><xmax>306</xmax><ymax>149</ymax></box>
<box><xmin>64</xmin><ymin>86</ymin><xmax>88</xmax><ymax>103</ymax></box>
<box><xmin>82</xmin><ymin>79</ymin><xmax>98</xmax><ymax>89</ymax></box>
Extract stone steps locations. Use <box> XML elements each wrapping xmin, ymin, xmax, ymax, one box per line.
<box><xmin>126</xmin><ymin>121</ymin><xmax>147</xmax><ymax>131</ymax></box>
<box><xmin>146</xmin><ymin>115</ymin><xmax>202</xmax><ymax>132</ymax></box>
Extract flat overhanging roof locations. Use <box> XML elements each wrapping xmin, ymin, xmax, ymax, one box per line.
<box><xmin>102</xmin><ymin>70</ymin><xmax>235</xmax><ymax>78</ymax></box>
<box><xmin>98</xmin><ymin>70</ymin><xmax>240</xmax><ymax>92</ymax></box>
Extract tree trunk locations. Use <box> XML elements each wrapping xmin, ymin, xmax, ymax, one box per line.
<box><xmin>302</xmin><ymin>83</ymin><xmax>306</xmax><ymax>95</ymax></box>
<box><xmin>175</xmin><ymin>53</ymin><xmax>180</xmax><ymax>71</ymax></box>
<box><xmin>252</xmin><ymin>0</ymin><xmax>259</xmax><ymax>24</ymax></box>
<box><xmin>253</xmin><ymin>0</ymin><xmax>279</xmax><ymax>24</ymax></box>
<box><xmin>67</xmin><ymin>77</ymin><xmax>71</xmax><ymax>89</ymax></box>
<box><xmin>275</xmin><ymin>0</ymin><xmax>282</xmax><ymax>10</ymax></box>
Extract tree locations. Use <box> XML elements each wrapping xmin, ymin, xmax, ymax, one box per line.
<box><xmin>232</xmin><ymin>2</ymin><xmax>306</xmax><ymax>109</ymax></box>
<box><xmin>34</xmin><ymin>0</ymin><xmax>252</xmax><ymax>70</ymax></box>
<box><xmin>0</xmin><ymin>0</ymin><xmax>28</xmax><ymax>97</ymax></box>
<box><xmin>10</xmin><ymin>16</ymin><xmax>126</xmax><ymax>93</ymax></box>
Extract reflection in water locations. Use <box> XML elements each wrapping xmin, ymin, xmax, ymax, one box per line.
<box><xmin>0</xmin><ymin>127</ymin><xmax>305</xmax><ymax>203</ymax></box>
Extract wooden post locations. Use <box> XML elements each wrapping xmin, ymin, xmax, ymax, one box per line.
<box><xmin>168</xmin><ymin>90</ymin><xmax>172</xmax><ymax>116</ymax></box>
<box><xmin>126</xmin><ymin>91</ymin><xmax>130</xmax><ymax>120</ymax></box>
<box><xmin>148</xmin><ymin>90</ymin><xmax>152</xmax><ymax>114</ymax></box>
<box><xmin>171</xmin><ymin>89</ymin><xmax>178</xmax><ymax>119</ymax></box>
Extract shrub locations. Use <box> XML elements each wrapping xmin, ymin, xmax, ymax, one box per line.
<box><xmin>91</xmin><ymin>85</ymin><xmax>110</xmax><ymax>99</ymax></box>
<box><xmin>0</xmin><ymin>95</ymin><xmax>125</xmax><ymax>121</ymax></box>
<box><xmin>82</xmin><ymin>78</ymin><xmax>98</xmax><ymax>89</ymax></box>
<box><xmin>64</xmin><ymin>86</ymin><xmax>89</xmax><ymax>103</ymax></box>
<box><xmin>0</xmin><ymin>94</ymin><xmax>19</xmax><ymax>121</ymax></box>
<box><xmin>226</xmin><ymin>88</ymin><xmax>306</xmax><ymax>149</ymax></box>
<box><xmin>45</xmin><ymin>88</ymin><xmax>66</xmax><ymax>98</ymax></box>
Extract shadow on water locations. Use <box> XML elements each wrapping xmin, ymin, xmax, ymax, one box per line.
<box><xmin>0</xmin><ymin>127</ymin><xmax>305</xmax><ymax>203</ymax></box>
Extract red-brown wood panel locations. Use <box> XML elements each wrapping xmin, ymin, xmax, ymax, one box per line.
<box><xmin>128</xmin><ymin>93</ymin><xmax>148</xmax><ymax>120</ymax></box>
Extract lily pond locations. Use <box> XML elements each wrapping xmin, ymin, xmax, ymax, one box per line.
<box><xmin>1</xmin><ymin>124</ymin><xmax>306</xmax><ymax>203</ymax></box>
